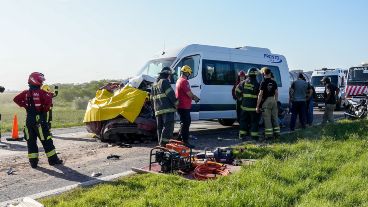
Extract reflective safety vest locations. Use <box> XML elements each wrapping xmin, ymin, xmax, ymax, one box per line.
<box><xmin>235</xmin><ymin>77</ymin><xmax>260</xmax><ymax>112</ymax></box>
<box><xmin>151</xmin><ymin>79</ymin><xmax>178</xmax><ymax>116</ymax></box>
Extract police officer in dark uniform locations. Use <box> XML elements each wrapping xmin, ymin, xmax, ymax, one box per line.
<box><xmin>236</xmin><ymin>67</ymin><xmax>260</xmax><ymax>140</ymax></box>
<box><xmin>13</xmin><ymin>72</ymin><xmax>62</xmax><ymax>168</ymax></box>
<box><xmin>151</xmin><ymin>67</ymin><xmax>178</xmax><ymax>146</ymax></box>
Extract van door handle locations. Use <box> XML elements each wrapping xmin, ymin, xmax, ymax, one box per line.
<box><xmin>191</xmin><ymin>85</ymin><xmax>200</xmax><ymax>88</ymax></box>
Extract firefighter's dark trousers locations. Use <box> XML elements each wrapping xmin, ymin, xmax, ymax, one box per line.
<box><xmin>177</xmin><ymin>108</ymin><xmax>191</xmax><ymax>143</ymax></box>
<box><xmin>24</xmin><ymin>122</ymin><xmax>59</xmax><ymax>164</ymax></box>
<box><xmin>156</xmin><ymin>112</ymin><xmax>175</xmax><ymax>146</ymax></box>
<box><xmin>239</xmin><ymin>110</ymin><xmax>260</xmax><ymax>139</ymax></box>
<box><xmin>236</xmin><ymin>100</ymin><xmax>242</xmax><ymax>123</ymax></box>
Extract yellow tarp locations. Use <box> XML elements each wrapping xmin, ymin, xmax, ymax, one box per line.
<box><xmin>83</xmin><ymin>86</ymin><xmax>148</xmax><ymax>123</ymax></box>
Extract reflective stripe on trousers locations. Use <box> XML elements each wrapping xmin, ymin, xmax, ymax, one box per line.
<box><xmin>240</xmin><ymin>106</ymin><xmax>256</xmax><ymax>111</ymax></box>
<box><xmin>46</xmin><ymin>149</ymin><xmax>56</xmax><ymax>158</ymax></box>
<box><xmin>28</xmin><ymin>153</ymin><xmax>39</xmax><ymax>159</ymax></box>
<box><xmin>155</xmin><ymin>108</ymin><xmax>176</xmax><ymax>116</ymax></box>
<box><xmin>38</xmin><ymin>125</ymin><xmax>45</xmax><ymax>140</ymax></box>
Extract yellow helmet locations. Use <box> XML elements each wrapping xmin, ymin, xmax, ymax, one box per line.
<box><xmin>41</xmin><ymin>84</ymin><xmax>53</xmax><ymax>93</ymax></box>
<box><xmin>180</xmin><ymin>65</ymin><xmax>192</xmax><ymax>75</ymax></box>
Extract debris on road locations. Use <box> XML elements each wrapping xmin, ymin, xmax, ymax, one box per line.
<box><xmin>7</xmin><ymin>167</ymin><xmax>15</xmax><ymax>175</ymax></box>
<box><xmin>118</xmin><ymin>143</ymin><xmax>132</xmax><ymax>148</ymax></box>
<box><xmin>8</xmin><ymin>197</ymin><xmax>44</xmax><ymax>207</ymax></box>
<box><xmin>107</xmin><ymin>154</ymin><xmax>121</xmax><ymax>160</ymax></box>
<box><xmin>91</xmin><ymin>172</ymin><xmax>102</xmax><ymax>177</ymax></box>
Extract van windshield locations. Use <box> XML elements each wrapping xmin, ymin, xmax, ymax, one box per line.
<box><xmin>348</xmin><ymin>67</ymin><xmax>368</xmax><ymax>83</ymax></box>
<box><xmin>138</xmin><ymin>57</ymin><xmax>176</xmax><ymax>77</ymax></box>
<box><xmin>311</xmin><ymin>76</ymin><xmax>338</xmax><ymax>87</ymax></box>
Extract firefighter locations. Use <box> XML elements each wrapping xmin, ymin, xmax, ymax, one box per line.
<box><xmin>236</xmin><ymin>67</ymin><xmax>260</xmax><ymax>140</ymax></box>
<box><xmin>151</xmin><ymin>67</ymin><xmax>178</xmax><ymax>146</ymax></box>
<box><xmin>13</xmin><ymin>72</ymin><xmax>62</xmax><ymax>168</ymax></box>
<box><xmin>256</xmin><ymin>67</ymin><xmax>280</xmax><ymax>140</ymax></box>
<box><xmin>176</xmin><ymin>65</ymin><xmax>200</xmax><ymax>148</ymax></box>
<box><xmin>232</xmin><ymin>70</ymin><xmax>247</xmax><ymax>122</ymax></box>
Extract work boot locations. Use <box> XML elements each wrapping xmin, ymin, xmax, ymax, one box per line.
<box><xmin>274</xmin><ymin>133</ymin><xmax>280</xmax><ymax>140</ymax></box>
<box><xmin>29</xmin><ymin>159</ymin><xmax>38</xmax><ymax>169</ymax></box>
<box><xmin>242</xmin><ymin>136</ymin><xmax>253</xmax><ymax>142</ymax></box>
<box><xmin>48</xmin><ymin>156</ymin><xmax>63</xmax><ymax>166</ymax></box>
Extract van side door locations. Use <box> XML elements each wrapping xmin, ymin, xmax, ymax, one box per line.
<box><xmin>171</xmin><ymin>54</ymin><xmax>201</xmax><ymax>120</ymax></box>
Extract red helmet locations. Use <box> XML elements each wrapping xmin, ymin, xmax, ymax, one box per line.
<box><xmin>238</xmin><ymin>70</ymin><xmax>246</xmax><ymax>77</ymax></box>
<box><xmin>28</xmin><ymin>72</ymin><xmax>45</xmax><ymax>86</ymax></box>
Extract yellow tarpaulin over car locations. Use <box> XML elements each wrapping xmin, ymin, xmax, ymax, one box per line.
<box><xmin>83</xmin><ymin>86</ymin><xmax>148</xmax><ymax>123</ymax></box>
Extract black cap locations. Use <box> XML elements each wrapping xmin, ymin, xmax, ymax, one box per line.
<box><xmin>159</xmin><ymin>67</ymin><xmax>172</xmax><ymax>75</ymax></box>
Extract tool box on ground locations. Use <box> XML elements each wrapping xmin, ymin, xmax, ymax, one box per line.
<box><xmin>149</xmin><ymin>139</ymin><xmax>193</xmax><ymax>173</ymax></box>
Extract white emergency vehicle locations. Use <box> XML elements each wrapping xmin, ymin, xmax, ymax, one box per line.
<box><xmin>139</xmin><ymin>44</ymin><xmax>291</xmax><ymax>125</ymax></box>
<box><xmin>345</xmin><ymin>62</ymin><xmax>368</xmax><ymax>100</ymax></box>
<box><xmin>310</xmin><ymin>68</ymin><xmax>346</xmax><ymax>109</ymax></box>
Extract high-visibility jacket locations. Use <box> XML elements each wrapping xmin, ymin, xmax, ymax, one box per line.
<box><xmin>151</xmin><ymin>79</ymin><xmax>178</xmax><ymax>116</ymax></box>
<box><xmin>236</xmin><ymin>77</ymin><xmax>260</xmax><ymax>111</ymax></box>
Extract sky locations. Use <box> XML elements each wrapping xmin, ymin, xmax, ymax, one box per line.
<box><xmin>0</xmin><ymin>0</ymin><xmax>367</xmax><ymax>90</ymax></box>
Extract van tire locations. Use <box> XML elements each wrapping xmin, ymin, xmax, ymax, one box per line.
<box><xmin>218</xmin><ymin>119</ymin><xmax>236</xmax><ymax>126</ymax></box>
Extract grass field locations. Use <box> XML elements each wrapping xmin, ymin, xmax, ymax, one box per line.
<box><xmin>41</xmin><ymin>119</ymin><xmax>368</xmax><ymax>207</ymax></box>
<box><xmin>0</xmin><ymin>93</ymin><xmax>85</xmax><ymax>133</ymax></box>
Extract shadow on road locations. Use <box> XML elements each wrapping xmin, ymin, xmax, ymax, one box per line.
<box><xmin>35</xmin><ymin>165</ymin><xmax>98</xmax><ymax>183</ymax></box>
<box><xmin>0</xmin><ymin>141</ymin><xmax>28</xmax><ymax>152</ymax></box>
<box><xmin>53</xmin><ymin>136</ymin><xmax>97</xmax><ymax>143</ymax></box>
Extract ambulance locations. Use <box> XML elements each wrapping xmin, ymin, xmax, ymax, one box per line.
<box><xmin>138</xmin><ymin>44</ymin><xmax>291</xmax><ymax>126</ymax></box>
<box><xmin>310</xmin><ymin>68</ymin><xmax>346</xmax><ymax>109</ymax></box>
<box><xmin>345</xmin><ymin>63</ymin><xmax>368</xmax><ymax>100</ymax></box>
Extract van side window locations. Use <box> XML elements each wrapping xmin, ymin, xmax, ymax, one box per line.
<box><xmin>203</xmin><ymin>60</ymin><xmax>234</xmax><ymax>85</ymax></box>
<box><xmin>234</xmin><ymin>62</ymin><xmax>282</xmax><ymax>87</ymax></box>
<box><xmin>172</xmin><ymin>55</ymin><xmax>200</xmax><ymax>83</ymax></box>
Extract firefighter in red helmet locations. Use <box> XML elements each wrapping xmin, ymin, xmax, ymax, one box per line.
<box><xmin>14</xmin><ymin>72</ymin><xmax>63</xmax><ymax>168</ymax></box>
<box><xmin>232</xmin><ymin>70</ymin><xmax>247</xmax><ymax>122</ymax></box>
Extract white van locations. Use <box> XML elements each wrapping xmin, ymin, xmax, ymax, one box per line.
<box><xmin>138</xmin><ymin>44</ymin><xmax>290</xmax><ymax>125</ymax></box>
<box><xmin>310</xmin><ymin>68</ymin><xmax>346</xmax><ymax>109</ymax></box>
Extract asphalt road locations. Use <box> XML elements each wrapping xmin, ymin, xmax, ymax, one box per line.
<box><xmin>0</xmin><ymin>110</ymin><xmax>344</xmax><ymax>204</ymax></box>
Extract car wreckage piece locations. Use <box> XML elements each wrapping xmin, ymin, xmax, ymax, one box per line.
<box><xmin>84</xmin><ymin>75</ymin><xmax>157</xmax><ymax>143</ymax></box>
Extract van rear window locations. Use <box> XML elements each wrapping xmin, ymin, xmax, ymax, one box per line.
<box><xmin>203</xmin><ymin>60</ymin><xmax>282</xmax><ymax>86</ymax></box>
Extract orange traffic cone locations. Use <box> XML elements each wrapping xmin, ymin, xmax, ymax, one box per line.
<box><xmin>12</xmin><ymin>114</ymin><xmax>19</xmax><ymax>139</ymax></box>
<box><xmin>7</xmin><ymin>114</ymin><xmax>23</xmax><ymax>141</ymax></box>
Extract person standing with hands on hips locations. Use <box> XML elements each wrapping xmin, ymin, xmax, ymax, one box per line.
<box><xmin>321</xmin><ymin>76</ymin><xmax>339</xmax><ymax>124</ymax></box>
<box><xmin>175</xmin><ymin>65</ymin><xmax>199</xmax><ymax>148</ymax></box>
<box><xmin>13</xmin><ymin>72</ymin><xmax>63</xmax><ymax>168</ymax></box>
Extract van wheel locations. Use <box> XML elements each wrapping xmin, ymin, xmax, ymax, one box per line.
<box><xmin>218</xmin><ymin>119</ymin><xmax>236</xmax><ymax>126</ymax></box>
